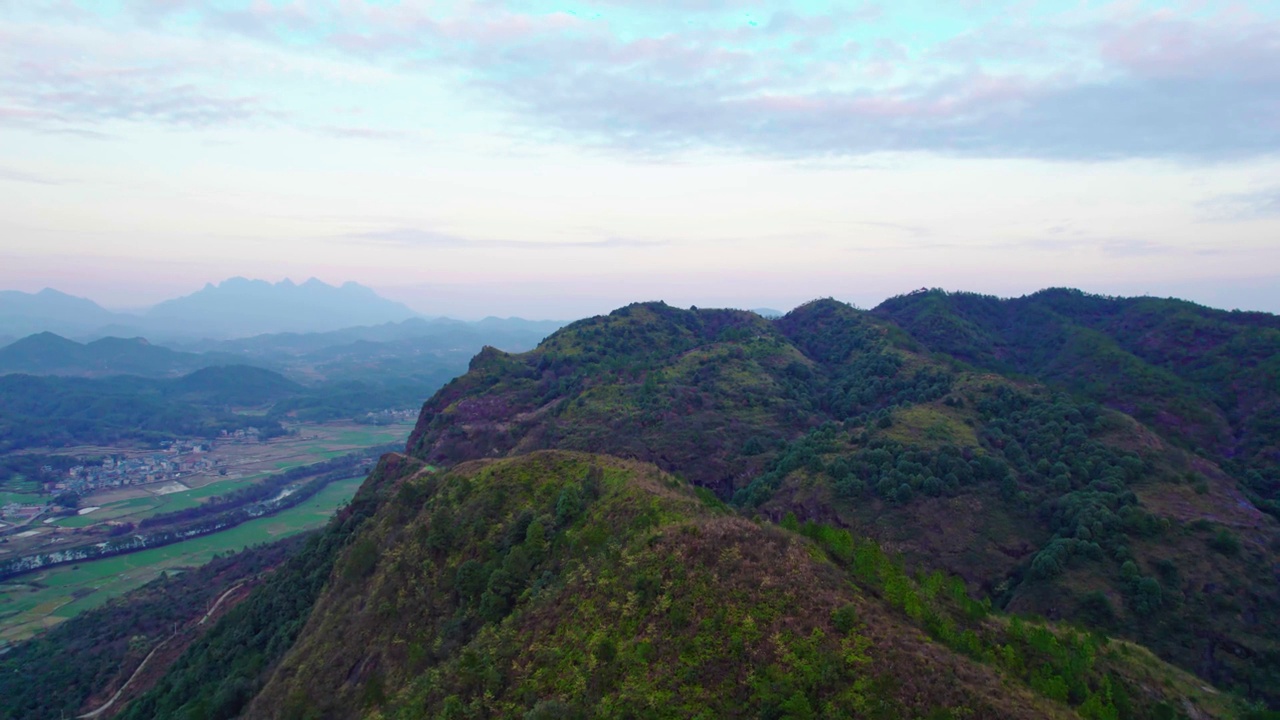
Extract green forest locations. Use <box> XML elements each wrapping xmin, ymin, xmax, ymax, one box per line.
<box><xmin>0</xmin><ymin>366</ymin><xmax>438</xmax><ymax>455</ymax></box>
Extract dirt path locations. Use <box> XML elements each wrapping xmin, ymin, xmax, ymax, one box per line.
<box><xmin>198</xmin><ymin>581</ymin><xmax>247</xmax><ymax>626</ymax></box>
<box><xmin>77</xmin><ymin>581</ymin><xmax>247</xmax><ymax>719</ymax></box>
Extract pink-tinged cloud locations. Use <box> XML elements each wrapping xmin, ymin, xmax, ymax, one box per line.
<box><xmin>1097</xmin><ymin>14</ymin><xmax>1280</xmax><ymax>81</ymax></box>
<box><xmin>5</xmin><ymin>1</ymin><xmax>1280</xmax><ymax>160</ymax></box>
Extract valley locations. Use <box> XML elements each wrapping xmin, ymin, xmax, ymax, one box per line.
<box><xmin>0</xmin><ymin>418</ymin><xmax>415</xmax><ymax>645</ymax></box>
<box><xmin>0</xmin><ymin>475</ymin><xmax>365</xmax><ymax>645</ymax></box>
<box><xmin>0</xmin><ymin>419</ymin><xmax>413</xmax><ymax>559</ymax></box>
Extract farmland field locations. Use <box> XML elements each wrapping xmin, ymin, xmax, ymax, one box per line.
<box><xmin>0</xmin><ymin>475</ymin><xmax>365</xmax><ymax>645</ymax></box>
<box><xmin>1</xmin><ymin>420</ymin><xmax>413</xmax><ymax>560</ymax></box>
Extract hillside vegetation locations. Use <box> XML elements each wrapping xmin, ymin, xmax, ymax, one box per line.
<box><xmin>0</xmin><ymin>364</ymin><xmax>423</xmax><ymax>453</ymax></box>
<box><xmin>0</xmin><ymin>535</ymin><xmax>306</xmax><ymax>720</ymax></box>
<box><xmin>872</xmin><ymin>288</ymin><xmax>1280</xmax><ymax>518</ymax></box>
<box><xmin>251</xmin><ymin>451</ymin><xmax>1240</xmax><ymax>719</ymax></box>
<box><xmin>14</xmin><ymin>290</ymin><xmax>1278</xmax><ymax>718</ymax></box>
<box><xmin>114</xmin><ymin>453</ymin><xmax>420</xmax><ymax>720</ymax></box>
<box><xmin>407</xmin><ymin>298</ymin><xmax>1280</xmax><ymax>706</ymax></box>
<box><xmin>0</xmin><ymin>369</ymin><xmax>290</xmax><ymax>452</ymax></box>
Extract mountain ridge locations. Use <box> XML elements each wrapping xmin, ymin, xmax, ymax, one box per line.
<box><xmin>0</xmin><ymin>279</ymin><xmax>525</xmax><ymax>341</ymax></box>
<box><xmin>0</xmin><ymin>288</ymin><xmax>122</xmax><ymax>338</ymax></box>
<box><xmin>870</xmin><ymin>287</ymin><xmax>1280</xmax><ymax>517</ymax></box>
<box><xmin>11</xmin><ymin>287</ymin><xmax>1279</xmax><ymax>718</ymax></box>
<box><xmin>0</xmin><ymin>331</ymin><xmax>260</xmax><ymax>377</ymax></box>
<box><xmin>143</xmin><ymin>277</ymin><xmax>421</xmax><ymax>337</ymax></box>
<box><xmin>403</xmin><ymin>294</ymin><xmax>1280</xmax><ymax>705</ymax></box>
<box><xmin>121</xmin><ymin>451</ymin><xmax>1247</xmax><ymax>720</ymax></box>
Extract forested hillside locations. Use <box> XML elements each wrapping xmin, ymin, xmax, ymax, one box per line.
<box><xmin>0</xmin><ymin>332</ymin><xmax>254</xmax><ymax>377</ymax></box>
<box><xmin>407</xmin><ymin>298</ymin><xmax>1280</xmax><ymax>705</ymax></box>
<box><xmin>0</xmin><ymin>536</ymin><xmax>306</xmax><ymax>720</ymax></box>
<box><xmin>0</xmin><ymin>370</ymin><xmax>288</xmax><ymax>452</ymax></box>
<box><xmin>0</xmin><ymin>364</ymin><xmax>417</xmax><ymax>452</ymax></box>
<box><xmin>872</xmin><ymin>289</ymin><xmax>1280</xmax><ymax>516</ymax></box>
<box><xmin>115</xmin><ymin>453</ymin><xmax>420</xmax><ymax>720</ymax></box>
<box><xmin>11</xmin><ymin>291</ymin><xmax>1278</xmax><ymax>718</ymax></box>
<box><xmin>251</xmin><ymin>452</ymin><xmax>1242</xmax><ymax>719</ymax></box>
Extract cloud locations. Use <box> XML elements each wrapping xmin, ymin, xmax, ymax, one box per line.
<box><xmin>847</xmin><ymin>221</ymin><xmax>931</xmax><ymax>238</ymax></box>
<box><xmin>6</xmin><ymin>2</ymin><xmax>1280</xmax><ymax>161</ymax></box>
<box><xmin>336</xmin><ymin>227</ymin><xmax>669</xmax><ymax>250</ymax></box>
<box><xmin>1017</xmin><ymin>236</ymin><xmax>1183</xmax><ymax>258</ymax></box>
<box><xmin>0</xmin><ymin>23</ymin><xmax>272</xmax><ymax>133</ymax></box>
<box><xmin>308</xmin><ymin>124</ymin><xmax>412</xmax><ymax>141</ymax></box>
<box><xmin>315</xmin><ymin>3</ymin><xmax>1280</xmax><ymax>161</ymax></box>
<box><xmin>1199</xmin><ymin>187</ymin><xmax>1280</xmax><ymax>222</ymax></box>
<box><xmin>0</xmin><ymin>14</ymin><xmax>393</xmax><ymax>137</ymax></box>
<box><xmin>0</xmin><ymin>165</ymin><xmax>66</xmax><ymax>184</ymax></box>
<box><xmin>856</xmin><ymin>234</ymin><xmax>1196</xmax><ymax>258</ymax></box>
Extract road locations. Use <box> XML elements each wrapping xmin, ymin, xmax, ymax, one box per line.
<box><xmin>77</xmin><ymin>581</ymin><xmax>248</xmax><ymax>719</ymax></box>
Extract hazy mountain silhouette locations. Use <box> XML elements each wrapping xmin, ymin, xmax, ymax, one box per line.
<box><xmin>0</xmin><ymin>288</ymin><xmax>123</xmax><ymax>338</ymax></box>
<box><xmin>0</xmin><ymin>332</ymin><xmax>258</xmax><ymax>377</ymax></box>
<box><xmin>145</xmin><ymin>277</ymin><xmax>419</xmax><ymax>337</ymax></box>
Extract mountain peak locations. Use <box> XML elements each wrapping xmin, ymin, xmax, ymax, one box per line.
<box><xmin>145</xmin><ymin>277</ymin><xmax>419</xmax><ymax>337</ymax></box>
<box><xmin>0</xmin><ymin>289</ymin><xmax>120</xmax><ymax>338</ymax></box>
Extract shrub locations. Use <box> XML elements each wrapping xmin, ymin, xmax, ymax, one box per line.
<box><xmin>1208</xmin><ymin>529</ymin><xmax>1241</xmax><ymax>556</ymax></box>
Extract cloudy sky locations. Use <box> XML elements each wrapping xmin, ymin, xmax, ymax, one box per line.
<box><xmin>2</xmin><ymin>0</ymin><xmax>1278</xmax><ymax>318</ymax></box>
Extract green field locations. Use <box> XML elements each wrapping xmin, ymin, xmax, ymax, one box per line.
<box><xmin>49</xmin><ymin>474</ymin><xmax>271</xmax><ymax>528</ymax></box>
<box><xmin>45</xmin><ymin>422</ymin><xmax>410</xmax><ymax>528</ymax></box>
<box><xmin>0</xmin><ymin>490</ymin><xmax>43</xmax><ymax>506</ymax></box>
<box><xmin>333</xmin><ymin>429</ymin><xmax>400</xmax><ymax>446</ymax></box>
<box><xmin>0</xmin><ymin>420</ymin><xmax>413</xmax><ymax>644</ymax></box>
<box><xmin>0</xmin><ymin>476</ymin><xmax>365</xmax><ymax>644</ymax></box>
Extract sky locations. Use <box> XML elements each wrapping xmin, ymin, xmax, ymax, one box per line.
<box><xmin>1</xmin><ymin>0</ymin><xmax>1279</xmax><ymax>319</ymax></box>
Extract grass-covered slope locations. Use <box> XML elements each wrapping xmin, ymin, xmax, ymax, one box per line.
<box><xmin>249</xmin><ymin>451</ymin><xmax>1241</xmax><ymax>719</ymax></box>
<box><xmin>403</xmin><ymin>299</ymin><xmax>1280</xmax><ymax>706</ymax></box>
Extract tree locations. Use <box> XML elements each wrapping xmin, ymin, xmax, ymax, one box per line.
<box><xmin>54</xmin><ymin>491</ymin><xmax>80</xmax><ymax>509</ymax></box>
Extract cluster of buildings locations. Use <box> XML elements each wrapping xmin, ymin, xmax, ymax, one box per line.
<box><xmin>51</xmin><ymin>441</ymin><xmax>226</xmax><ymax>496</ymax></box>
<box><xmin>219</xmin><ymin>427</ymin><xmax>262</xmax><ymax>441</ymax></box>
<box><xmin>3</xmin><ymin>432</ymin><xmax>270</xmax><ymax>526</ymax></box>
<box><xmin>0</xmin><ymin>502</ymin><xmax>45</xmax><ymax>523</ymax></box>
<box><xmin>360</xmin><ymin>408</ymin><xmax>417</xmax><ymax>424</ymax></box>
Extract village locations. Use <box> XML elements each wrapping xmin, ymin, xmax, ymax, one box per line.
<box><xmin>0</xmin><ymin>419</ymin><xmax>416</xmax><ymax>569</ymax></box>
<box><xmin>61</xmin><ymin>429</ymin><xmax>267</xmax><ymax>494</ymax></box>
<box><xmin>0</xmin><ymin>429</ymin><xmax>264</xmax><ymax>526</ymax></box>
<box><xmin>357</xmin><ymin>408</ymin><xmax>418</xmax><ymax>425</ymax></box>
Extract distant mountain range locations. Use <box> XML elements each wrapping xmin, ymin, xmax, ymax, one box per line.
<box><xmin>0</xmin><ymin>313</ymin><xmax>566</xmax><ymax>382</ymax></box>
<box><xmin>181</xmin><ymin>316</ymin><xmax>565</xmax><ymax>357</ymax></box>
<box><xmin>0</xmin><ymin>277</ymin><xmax>560</xmax><ymax>342</ymax></box>
<box><xmin>0</xmin><ymin>288</ymin><xmax>126</xmax><ymax>338</ymax></box>
<box><xmin>146</xmin><ymin>277</ymin><xmax>419</xmax><ymax>337</ymax></box>
<box><xmin>0</xmin><ymin>333</ymin><xmax>253</xmax><ymax>378</ymax></box>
